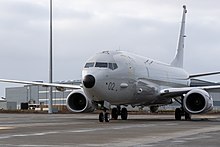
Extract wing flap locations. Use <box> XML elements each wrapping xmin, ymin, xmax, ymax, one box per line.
<box><xmin>0</xmin><ymin>79</ymin><xmax>81</xmax><ymax>89</ymax></box>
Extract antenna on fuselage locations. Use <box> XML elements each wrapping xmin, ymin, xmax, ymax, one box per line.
<box><xmin>171</xmin><ymin>5</ymin><xmax>187</xmax><ymax>68</ymax></box>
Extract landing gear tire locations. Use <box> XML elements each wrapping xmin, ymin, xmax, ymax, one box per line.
<box><xmin>99</xmin><ymin>112</ymin><xmax>104</xmax><ymax>122</ymax></box>
<box><xmin>112</xmin><ymin>108</ymin><xmax>118</xmax><ymax>120</ymax></box>
<box><xmin>121</xmin><ymin>108</ymin><xmax>128</xmax><ymax>120</ymax></box>
<box><xmin>185</xmin><ymin>112</ymin><xmax>191</xmax><ymax>121</ymax></box>
<box><xmin>174</xmin><ymin>97</ymin><xmax>192</xmax><ymax>121</ymax></box>
<box><xmin>175</xmin><ymin>108</ymin><xmax>192</xmax><ymax>121</ymax></box>
<box><xmin>175</xmin><ymin>108</ymin><xmax>182</xmax><ymax>120</ymax></box>
<box><xmin>105</xmin><ymin>112</ymin><xmax>110</xmax><ymax>122</ymax></box>
<box><xmin>99</xmin><ymin>112</ymin><xmax>110</xmax><ymax>122</ymax></box>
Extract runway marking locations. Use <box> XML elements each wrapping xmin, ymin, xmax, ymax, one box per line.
<box><xmin>69</xmin><ymin>124</ymin><xmax>155</xmax><ymax>133</ymax></box>
<box><xmin>171</xmin><ymin>140</ymin><xmax>187</xmax><ymax>143</ymax></box>
<box><xmin>183</xmin><ymin>135</ymin><xmax>211</xmax><ymax>140</ymax></box>
<box><xmin>0</xmin><ymin>124</ymin><xmax>155</xmax><ymax>140</ymax></box>
<box><xmin>1</xmin><ymin>121</ymin><xmax>220</xmax><ymax>146</ymax></box>
<box><xmin>0</xmin><ymin>126</ymin><xmax>14</xmax><ymax>130</ymax></box>
<box><xmin>0</xmin><ymin>122</ymin><xmax>84</xmax><ymax>128</ymax></box>
<box><xmin>164</xmin><ymin>123</ymin><xmax>178</xmax><ymax>126</ymax></box>
<box><xmin>106</xmin><ymin>125</ymin><xmax>220</xmax><ymax>146</ymax></box>
<box><xmin>0</xmin><ymin>144</ymin><xmax>67</xmax><ymax>147</ymax></box>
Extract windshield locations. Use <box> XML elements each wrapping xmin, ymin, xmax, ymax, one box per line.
<box><xmin>84</xmin><ymin>62</ymin><xmax>94</xmax><ymax>68</ymax></box>
<box><xmin>95</xmin><ymin>62</ymin><xmax>108</xmax><ymax>68</ymax></box>
<box><xmin>84</xmin><ymin>62</ymin><xmax>118</xmax><ymax>70</ymax></box>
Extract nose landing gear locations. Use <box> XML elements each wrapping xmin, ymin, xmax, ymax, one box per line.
<box><xmin>98</xmin><ymin>102</ymin><xmax>128</xmax><ymax>122</ymax></box>
<box><xmin>98</xmin><ymin>101</ymin><xmax>111</xmax><ymax>123</ymax></box>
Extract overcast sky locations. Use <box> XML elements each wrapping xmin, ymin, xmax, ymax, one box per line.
<box><xmin>0</xmin><ymin>0</ymin><xmax>220</xmax><ymax>97</ymax></box>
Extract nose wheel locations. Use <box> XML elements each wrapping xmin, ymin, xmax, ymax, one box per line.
<box><xmin>97</xmin><ymin>101</ymin><xmax>128</xmax><ymax>122</ymax></box>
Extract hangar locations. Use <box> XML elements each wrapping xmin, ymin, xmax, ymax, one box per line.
<box><xmin>4</xmin><ymin>80</ymin><xmax>80</xmax><ymax>111</ymax></box>
<box><xmin>3</xmin><ymin>79</ymin><xmax>220</xmax><ymax>112</ymax></box>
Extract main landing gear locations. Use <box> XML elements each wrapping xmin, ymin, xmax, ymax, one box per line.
<box><xmin>99</xmin><ymin>111</ymin><xmax>110</xmax><ymax>122</ymax></box>
<box><xmin>111</xmin><ymin>106</ymin><xmax>128</xmax><ymax>120</ymax></box>
<box><xmin>174</xmin><ymin>97</ymin><xmax>191</xmax><ymax>121</ymax></box>
<box><xmin>175</xmin><ymin>108</ymin><xmax>191</xmax><ymax>120</ymax></box>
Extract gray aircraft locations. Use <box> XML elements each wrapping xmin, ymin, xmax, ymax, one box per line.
<box><xmin>1</xmin><ymin>5</ymin><xmax>220</xmax><ymax>122</ymax></box>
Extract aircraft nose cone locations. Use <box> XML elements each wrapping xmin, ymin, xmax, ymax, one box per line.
<box><xmin>83</xmin><ymin>75</ymin><xmax>95</xmax><ymax>88</ymax></box>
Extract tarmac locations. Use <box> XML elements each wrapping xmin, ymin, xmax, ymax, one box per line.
<box><xmin>0</xmin><ymin>113</ymin><xmax>220</xmax><ymax>147</ymax></box>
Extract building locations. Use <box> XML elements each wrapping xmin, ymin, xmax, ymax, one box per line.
<box><xmin>0</xmin><ymin>97</ymin><xmax>17</xmax><ymax>110</ymax></box>
<box><xmin>0</xmin><ymin>98</ymin><xmax>7</xmax><ymax>110</ymax></box>
<box><xmin>5</xmin><ymin>80</ymin><xmax>81</xmax><ymax>111</ymax></box>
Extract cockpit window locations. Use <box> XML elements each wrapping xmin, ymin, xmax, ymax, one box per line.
<box><xmin>85</xmin><ymin>62</ymin><xmax>118</xmax><ymax>70</ymax></box>
<box><xmin>113</xmin><ymin>63</ymin><xmax>118</xmax><ymax>69</ymax></box>
<box><xmin>95</xmin><ymin>62</ymin><xmax>108</xmax><ymax>68</ymax></box>
<box><xmin>109</xmin><ymin>63</ymin><xmax>114</xmax><ymax>70</ymax></box>
<box><xmin>109</xmin><ymin>63</ymin><xmax>118</xmax><ymax>70</ymax></box>
<box><xmin>84</xmin><ymin>62</ymin><xmax>94</xmax><ymax>68</ymax></box>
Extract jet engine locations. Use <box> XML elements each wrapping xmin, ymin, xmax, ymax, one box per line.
<box><xmin>183</xmin><ymin>89</ymin><xmax>213</xmax><ymax>114</ymax></box>
<box><xmin>66</xmin><ymin>89</ymin><xmax>95</xmax><ymax>113</ymax></box>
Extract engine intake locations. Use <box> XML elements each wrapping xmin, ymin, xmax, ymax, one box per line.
<box><xmin>66</xmin><ymin>89</ymin><xmax>95</xmax><ymax>113</ymax></box>
<box><xmin>183</xmin><ymin>89</ymin><xmax>213</xmax><ymax>114</ymax></box>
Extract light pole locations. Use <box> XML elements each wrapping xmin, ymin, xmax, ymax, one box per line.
<box><xmin>48</xmin><ymin>0</ymin><xmax>53</xmax><ymax>114</ymax></box>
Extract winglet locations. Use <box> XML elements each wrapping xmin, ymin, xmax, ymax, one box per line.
<box><xmin>171</xmin><ymin>5</ymin><xmax>187</xmax><ymax>68</ymax></box>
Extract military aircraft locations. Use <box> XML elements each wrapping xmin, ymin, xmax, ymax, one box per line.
<box><xmin>1</xmin><ymin>5</ymin><xmax>220</xmax><ymax>122</ymax></box>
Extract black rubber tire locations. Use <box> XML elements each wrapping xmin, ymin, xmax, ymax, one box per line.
<box><xmin>105</xmin><ymin>112</ymin><xmax>110</xmax><ymax>122</ymax></box>
<box><xmin>121</xmin><ymin>108</ymin><xmax>128</xmax><ymax>120</ymax></box>
<box><xmin>185</xmin><ymin>112</ymin><xmax>191</xmax><ymax>121</ymax></box>
<box><xmin>111</xmin><ymin>108</ymin><xmax>118</xmax><ymax>120</ymax></box>
<box><xmin>175</xmin><ymin>108</ymin><xmax>182</xmax><ymax>120</ymax></box>
<box><xmin>99</xmin><ymin>112</ymin><xmax>104</xmax><ymax>122</ymax></box>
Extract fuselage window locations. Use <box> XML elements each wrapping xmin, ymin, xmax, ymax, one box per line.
<box><xmin>95</xmin><ymin>62</ymin><xmax>108</xmax><ymax>68</ymax></box>
<box><xmin>84</xmin><ymin>62</ymin><xmax>94</xmax><ymax>68</ymax></box>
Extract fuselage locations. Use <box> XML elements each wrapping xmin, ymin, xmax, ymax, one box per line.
<box><xmin>82</xmin><ymin>50</ymin><xmax>190</xmax><ymax>106</ymax></box>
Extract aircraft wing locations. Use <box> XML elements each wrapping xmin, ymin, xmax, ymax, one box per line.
<box><xmin>189</xmin><ymin>71</ymin><xmax>220</xmax><ymax>78</ymax></box>
<box><xmin>0</xmin><ymin>79</ymin><xmax>81</xmax><ymax>89</ymax></box>
<box><xmin>160</xmin><ymin>85</ymin><xmax>220</xmax><ymax>97</ymax></box>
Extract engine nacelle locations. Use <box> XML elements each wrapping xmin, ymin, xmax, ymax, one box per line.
<box><xmin>183</xmin><ymin>89</ymin><xmax>213</xmax><ymax>114</ymax></box>
<box><xmin>66</xmin><ymin>89</ymin><xmax>95</xmax><ymax>113</ymax></box>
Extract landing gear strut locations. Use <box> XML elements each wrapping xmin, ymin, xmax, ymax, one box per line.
<box><xmin>174</xmin><ymin>97</ymin><xmax>191</xmax><ymax>121</ymax></box>
<box><xmin>98</xmin><ymin>101</ymin><xmax>111</xmax><ymax>122</ymax></box>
